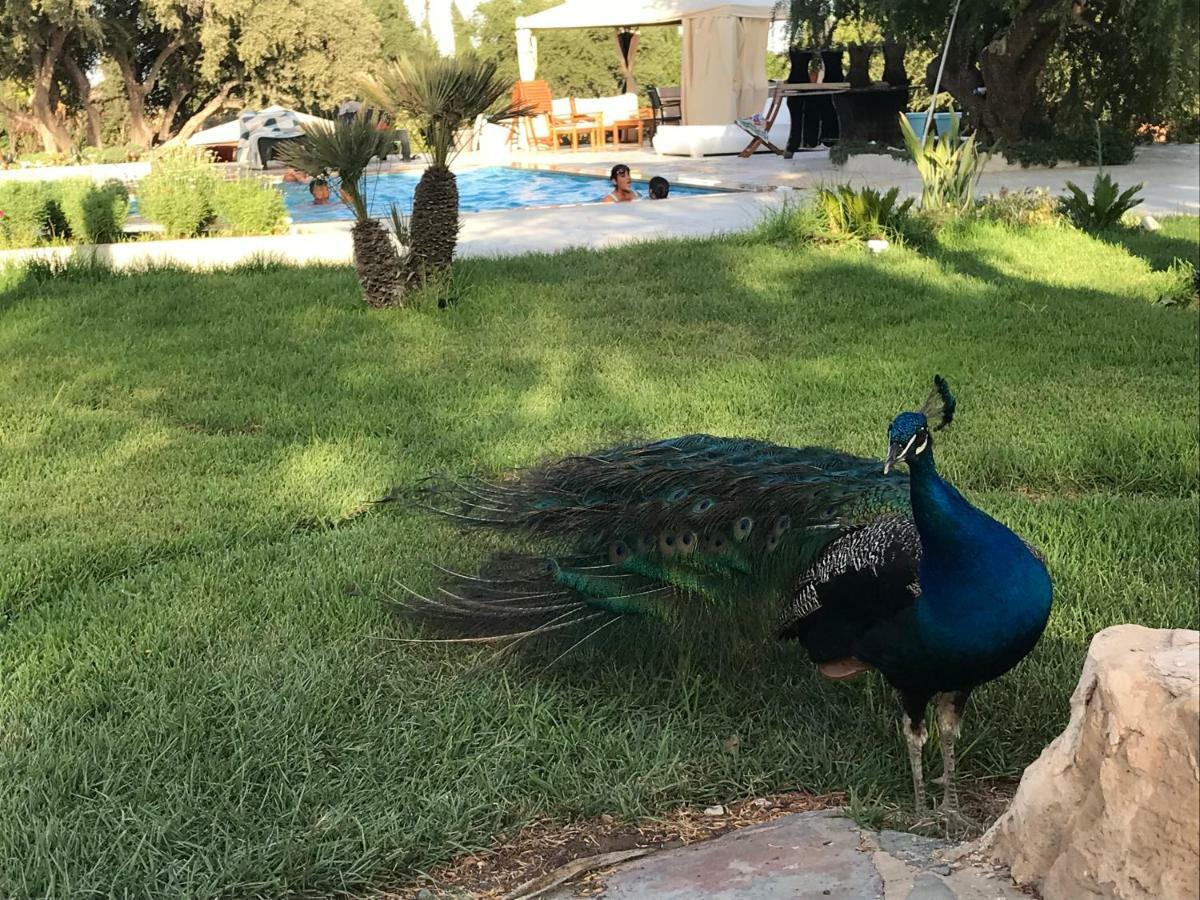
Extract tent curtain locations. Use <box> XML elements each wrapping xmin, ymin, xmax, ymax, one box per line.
<box><xmin>613</xmin><ymin>29</ymin><xmax>640</xmax><ymax>94</ymax></box>
<box><xmin>516</xmin><ymin>28</ymin><xmax>538</xmax><ymax>81</ymax></box>
<box><xmin>735</xmin><ymin>17</ymin><xmax>769</xmax><ymax>119</ymax></box>
<box><xmin>681</xmin><ymin>13</ymin><xmax>766</xmax><ymax>125</ymax></box>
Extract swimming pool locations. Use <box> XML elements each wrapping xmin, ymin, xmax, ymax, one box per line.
<box><xmin>280</xmin><ymin>166</ymin><xmax>727</xmax><ymax>222</ymax></box>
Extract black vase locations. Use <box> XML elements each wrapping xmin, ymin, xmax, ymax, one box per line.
<box><xmin>847</xmin><ymin>44</ymin><xmax>873</xmax><ymax>89</ymax></box>
<box><xmin>882</xmin><ymin>42</ymin><xmax>909</xmax><ymax>89</ymax></box>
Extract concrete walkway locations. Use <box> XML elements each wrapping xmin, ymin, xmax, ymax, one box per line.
<box><xmin>546</xmin><ymin>810</ymin><xmax>1023</xmax><ymax>900</ymax></box>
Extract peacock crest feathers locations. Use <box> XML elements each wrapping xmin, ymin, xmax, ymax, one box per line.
<box><xmin>919</xmin><ymin>374</ymin><xmax>956</xmax><ymax>431</ymax></box>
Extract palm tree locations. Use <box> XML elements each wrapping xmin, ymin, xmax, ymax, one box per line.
<box><xmin>278</xmin><ymin>112</ymin><xmax>403</xmax><ymax>308</ymax></box>
<box><xmin>362</xmin><ymin>52</ymin><xmax>523</xmax><ymax>282</ymax></box>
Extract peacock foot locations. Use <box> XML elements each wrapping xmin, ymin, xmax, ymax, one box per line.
<box><xmin>936</xmin><ymin>802</ymin><xmax>981</xmax><ymax>839</ymax></box>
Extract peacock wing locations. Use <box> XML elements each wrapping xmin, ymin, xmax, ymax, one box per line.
<box><xmin>408</xmin><ymin>435</ymin><xmax>911</xmax><ymax>639</ymax></box>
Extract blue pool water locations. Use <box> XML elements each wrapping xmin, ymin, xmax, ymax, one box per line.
<box><xmin>281</xmin><ymin>166</ymin><xmax>726</xmax><ymax>222</ymax></box>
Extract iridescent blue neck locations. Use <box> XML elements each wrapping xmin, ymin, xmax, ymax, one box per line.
<box><xmin>906</xmin><ymin>447</ymin><xmax>967</xmax><ymax>545</ymax></box>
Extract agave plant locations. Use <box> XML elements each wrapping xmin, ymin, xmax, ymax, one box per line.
<box><xmin>898</xmin><ymin>110</ymin><xmax>988</xmax><ymax>212</ymax></box>
<box><xmin>1060</xmin><ymin>173</ymin><xmax>1144</xmax><ymax>233</ymax></box>
<box><xmin>817</xmin><ymin>183</ymin><xmax>914</xmax><ymax>241</ymax></box>
<box><xmin>362</xmin><ymin>52</ymin><xmax>525</xmax><ymax>283</ymax></box>
<box><xmin>277</xmin><ymin>112</ymin><xmax>403</xmax><ymax>308</ymax></box>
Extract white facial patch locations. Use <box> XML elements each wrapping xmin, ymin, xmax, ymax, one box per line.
<box><xmin>899</xmin><ymin>433</ymin><xmax>919</xmax><ymax>459</ymax></box>
<box><xmin>913</xmin><ymin>435</ymin><xmax>929</xmax><ymax>455</ymax></box>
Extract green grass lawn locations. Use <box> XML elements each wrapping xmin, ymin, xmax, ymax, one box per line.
<box><xmin>1</xmin><ymin>215</ymin><xmax>1197</xmax><ymax>898</ymax></box>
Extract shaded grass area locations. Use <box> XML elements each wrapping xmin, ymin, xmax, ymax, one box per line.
<box><xmin>1</xmin><ymin>218</ymin><xmax>1197</xmax><ymax>897</ymax></box>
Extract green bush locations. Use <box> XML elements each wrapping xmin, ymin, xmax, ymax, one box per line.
<box><xmin>816</xmin><ymin>184</ymin><xmax>914</xmax><ymax>241</ymax></box>
<box><xmin>1003</xmin><ymin>124</ymin><xmax>1136</xmax><ymax>168</ymax></box>
<box><xmin>0</xmin><ymin>181</ymin><xmax>68</xmax><ymax>248</ymax></box>
<box><xmin>81</xmin><ymin>146</ymin><xmax>139</xmax><ymax>166</ymax></box>
<box><xmin>1154</xmin><ymin>257</ymin><xmax>1198</xmax><ymax>308</ymax></box>
<box><xmin>58</xmin><ymin>178</ymin><xmax>130</xmax><ymax>244</ymax></box>
<box><xmin>137</xmin><ymin>147</ymin><xmax>219</xmax><ymax>238</ymax></box>
<box><xmin>15</xmin><ymin>151</ymin><xmax>69</xmax><ymax>168</ymax></box>
<box><xmin>1060</xmin><ymin>173</ymin><xmax>1144</xmax><ymax>233</ymax></box>
<box><xmin>974</xmin><ymin>188</ymin><xmax>1063</xmax><ymax>229</ymax></box>
<box><xmin>212</xmin><ymin>177</ymin><xmax>288</xmax><ymax>236</ymax></box>
<box><xmin>829</xmin><ymin>141</ymin><xmax>911</xmax><ymax>168</ymax></box>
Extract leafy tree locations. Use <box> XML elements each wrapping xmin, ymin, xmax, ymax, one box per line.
<box><xmin>0</xmin><ymin>0</ymin><xmax>98</xmax><ymax>152</ymax></box>
<box><xmin>367</xmin><ymin>0</ymin><xmax>436</xmax><ymax>62</ymax></box>
<box><xmin>780</xmin><ymin>0</ymin><xmax>1199</xmax><ymax>144</ymax></box>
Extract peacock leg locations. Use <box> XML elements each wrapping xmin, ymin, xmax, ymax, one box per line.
<box><xmin>902</xmin><ymin>710</ymin><xmax>926</xmax><ymax>816</ymax></box>
<box><xmin>935</xmin><ymin>691</ymin><xmax>974</xmax><ymax>832</ymax></box>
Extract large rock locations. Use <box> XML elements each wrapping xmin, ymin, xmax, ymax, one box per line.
<box><xmin>978</xmin><ymin>625</ymin><xmax>1199</xmax><ymax>900</ymax></box>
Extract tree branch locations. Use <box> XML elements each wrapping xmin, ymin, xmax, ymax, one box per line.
<box><xmin>159</xmin><ymin>79</ymin><xmax>241</xmax><ymax>146</ymax></box>
<box><xmin>156</xmin><ymin>85</ymin><xmax>190</xmax><ymax>142</ymax></box>
<box><xmin>142</xmin><ymin>34</ymin><xmax>186</xmax><ymax>96</ymax></box>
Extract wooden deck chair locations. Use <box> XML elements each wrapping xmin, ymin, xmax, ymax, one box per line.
<box><xmin>513</xmin><ymin>80</ymin><xmax>555</xmax><ymax>150</ymax></box>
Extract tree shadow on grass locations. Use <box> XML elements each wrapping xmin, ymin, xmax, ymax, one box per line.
<box><xmin>1096</xmin><ymin>223</ymin><xmax>1199</xmax><ymax>271</ymax></box>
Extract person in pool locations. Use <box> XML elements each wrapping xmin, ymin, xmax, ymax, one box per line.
<box><xmin>648</xmin><ymin>176</ymin><xmax>670</xmax><ymax>199</ymax></box>
<box><xmin>602</xmin><ymin>164</ymin><xmax>639</xmax><ymax>203</ymax></box>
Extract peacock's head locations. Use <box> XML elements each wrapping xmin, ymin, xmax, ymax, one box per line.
<box><xmin>884</xmin><ymin>376</ymin><xmax>956</xmax><ymax>474</ymax></box>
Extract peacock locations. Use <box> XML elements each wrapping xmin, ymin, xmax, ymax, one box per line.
<box><xmin>397</xmin><ymin>377</ymin><xmax>1053</xmax><ymax>819</ymax></box>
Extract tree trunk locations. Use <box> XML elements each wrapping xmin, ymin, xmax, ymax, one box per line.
<box><xmin>351</xmin><ymin>218</ymin><xmax>405</xmax><ymax>308</ymax></box>
<box><xmin>155</xmin><ymin>87</ymin><xmax>189</xmax><ymax>143</ymax></box>
<box><xmin>932</xmin><ymin>0</ymin><xmax>1070</xmax><ymax>144</ymax></box>
<box><xmin>29</xmin><ymin>28</ymin><xmax>73</xmax><ymax>154</ymax></box>
<box><xmin>63</xmin><ymin>55</ymin><xmax>102</xmax><ymax>147</ymax></box>
<box><xmin>112</xmin><ymin>36</ymin><xmax>185</xmax><ymax>148</ymax></box>
<box><xmin>407</xmin><ymin>165</ymin><xmax>460</xmax><ymax>278</ymax></box>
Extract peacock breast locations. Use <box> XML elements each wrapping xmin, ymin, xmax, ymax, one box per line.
<box><xmin>913</xmin><ymin>540</ymin><xmax>1052</xmax><ymax>687</ymax></box>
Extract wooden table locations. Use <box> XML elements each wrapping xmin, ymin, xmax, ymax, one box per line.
<box><xmin>737</xmin><ymin>82</ymin><xmax>850</xmax><ymax>158</ymax></box>
<box><xmin>604</xmin><ymin>116</ymin><xmax>647</xmax><ymax>148</ymax></box>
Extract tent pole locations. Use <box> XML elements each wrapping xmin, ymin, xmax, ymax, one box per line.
<box><xmin>924</xmin><ymin>0</ymin><xmax>963</xmax><ymax>141</ymax></box>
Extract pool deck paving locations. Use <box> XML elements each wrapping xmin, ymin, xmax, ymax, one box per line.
<box><xmin>1</xmin><ymin>143</ymin><xmax>1195</xmax><ymax>269</ymax></box>
<box><xmin>542</xmin><ymin>809</ymin><xmax>1026</xmax><ymax>900</ymax></box>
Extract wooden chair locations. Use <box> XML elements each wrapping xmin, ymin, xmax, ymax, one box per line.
<box><xmin>512</xmin><ymin>80</ymin><xmax>555</xmax><ymax>150</ymax></box>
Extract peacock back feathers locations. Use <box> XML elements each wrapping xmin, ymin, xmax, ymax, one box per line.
<box><xmin>406</xmin><ymin>434</ymin><xmax>915</xmax><ymax>644</ymax></box>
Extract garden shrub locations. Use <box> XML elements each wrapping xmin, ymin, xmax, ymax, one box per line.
<box><xmin>829</xmin><ymin>141</ymin><xmax>911</xmax><ymax>167</ymax></box>
<box><xmin>0</xmin><ymin>180</ymin><xmax>68</xmax><ymax>248</ymax></box>
<box><xmin>1060</xmin><ymin>173</ymin><xmax>1144</xmax><ymax>233</ymax></box>
<box><xmin>1002</xmin><ymin>123</ymin><xmax>1136</xmax><ymax>168</ymax></box>
<box><xmin>137</xmin><ymin>147</ymin><xmax>219</xmax><ymax>238</ymax></box>
<box><xmin>1154</xmin><ymin>258</ymin><xmax>1198</xmax><ymax>308</ymax></box>
<box><xmin>15</xmin><ymin>151</ymin><xmax>69</xmax><ymax>168</ymax></box>
<box><xmin>212</xmin><ymin>177</ymin><xmax>288</xmax><ymax>235</ymax></box>
<box><xmin>816</xmin><ymin>184</ymin><xmax>914</xmax><ymax>241</ymax></box>
<box><xmin>81</xmin><ymin>146</ymin><xmax>140</xmax><ymax>165</ymax></box>
<box><xmin>58</xmin><ymin>178</ymin><xmax>130</xmax><ymax>243</ymax></box>
<box><xmin>974</xmin><ymin>188</ymin><xmax>1063</xmax><ymax>229</ymax></box>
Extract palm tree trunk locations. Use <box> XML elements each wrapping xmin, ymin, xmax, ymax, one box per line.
<box><xmin>408</xmin><ymin>165</ymin><xmax>459</xmax><ymax>278</ymax></box>
<box><xmin>352</xmin><ymin>218</ymin><xmax>405</xmax><ymax>308</ymax></box>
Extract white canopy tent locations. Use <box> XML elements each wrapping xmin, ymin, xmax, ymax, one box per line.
<box><xmin>514</xmin><ymin>0</ymin><xmax>774</xmax><ymax>126</ymax></box>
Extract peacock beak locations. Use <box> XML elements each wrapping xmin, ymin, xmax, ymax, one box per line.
<box><xmin>883</xmin><ymin>439</ymin><xmax>909</xmax><ymax>475</ymax></box>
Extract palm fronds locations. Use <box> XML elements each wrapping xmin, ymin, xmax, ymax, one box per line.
<box><xmin>276</xmin><ymin>112</ymin><xmax>395</xmax><ymax>222</ymax></box>
<box><xmin>361</xmin><ymin>52</ymin><xmax>527</xmax><ymax>169</ymax></box>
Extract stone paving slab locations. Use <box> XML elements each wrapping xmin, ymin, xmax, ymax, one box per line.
<box><xmin>547</xmin><ymin>810</ymin><xmax>1027</xmax><ymax>900</ymax></box>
